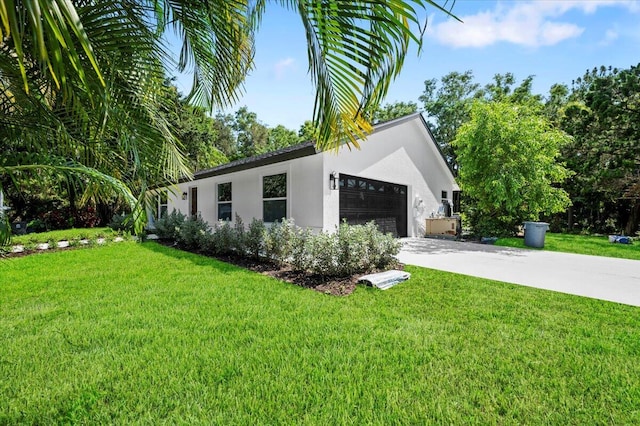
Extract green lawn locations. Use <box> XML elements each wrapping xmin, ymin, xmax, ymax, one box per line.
<box><xmin>1</xmin><ymin>243</ymin><xmax>639</xmax><ymax>423</ymax></box>
<box><xmin>496</xmin><ymin>232</ymin><xmax>640</xmax><ymax>260</ymax></box>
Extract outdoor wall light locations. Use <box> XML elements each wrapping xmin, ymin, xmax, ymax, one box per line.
<box><xmin>329</xmin><ymin>171</ymin><xmax>339</xmax><ymax>190</ymax></box>
<box><xmin>181</xmin><ymin>192</ymin><xmax>188</xmax><ymax>200</ymax></box>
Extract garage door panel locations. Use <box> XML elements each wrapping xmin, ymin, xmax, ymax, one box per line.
<box><xmin>339</xmin><ymin>174</ymin><xmax>407</xmax><ymax>237</ymax></box>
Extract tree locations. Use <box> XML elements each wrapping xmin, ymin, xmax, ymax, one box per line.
<box><xmin>421</xmin><ymin>71</ymin><xmax>545</xmax><ymax>173</ymax></box>
<box><xmin>212</xmin><ymin>113</ymin><xmax>238</xmax><ymax>159</ymax></box>
<box><xmin>0</xmin><ymin>0</ymin><xmax>456</xmax><ymax>244</ymax></box>
<box><xmin>372</xmin><ymin>101</ymin><xmax>418</xmax><ymax>123</ymax></box>
<box><xmin>559</xmin><ymin>64</ymin><xmax>640</xmax><ymax>234</ymax></box>
<box><xmin>2</xmin><ymin>0</ymin><xmax>456</xmax><ymax>150</ymax></box>
<box><xmin>233</xmin><ymin>107</ymin><xmax>269</xmax><ymax>158</ymax></box>
<box><xmin>264</xmin><ymin>126</ymin><xmax>303</xmax><ymax>154</ymax></box>
<box><xmin>544</xmin><ymin>83</ymin><xmax>570</xmax><ymax>126</ymax></box>
<box><xmin>453</xmin><ymin>101</ymin><xmax>572</xmax><ymax>237</ymax></box>
<box><xmin>298</xmin><ymin>120</ymin><xmax>318</xmax><ymax>142</ymax></box>
<box><xmin>482</xmin><ymin>73</ymin><xmax>542</xmax><ymax>104</ymax></box>
<box><xmin>419</xmin><ymin>71</ymin><xmax>481</xmax><ymax>171</ymax></box>
<box><xmin>159</xmin><ymin>82</ymin><xmax>228</xmax><ymax>171</ymax></box>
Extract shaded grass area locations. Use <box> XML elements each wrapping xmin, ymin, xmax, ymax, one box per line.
<box><xmin>1</xmin><ymin>243</ymin><xmax>640</xmax><ymax>423</ymax></box>
<box><xmin>496</xmin><ymin>232</ymin><xmax>640</xmax><ymax>261</ymax></box>
<box><xmin>10</xmin><ymin>227</ymin><xmax>115</xmax><ymax>245</ymax></box>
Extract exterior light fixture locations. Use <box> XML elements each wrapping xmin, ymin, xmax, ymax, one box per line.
<box><xmin>329</xmin><ymin>171</ymin><xmax>339</xmax><ymax>190</ymax></box>
<box><xmin>181</xmin><ymin>192</ymin><xmax>188</xmax><ymax>200</ymax></box>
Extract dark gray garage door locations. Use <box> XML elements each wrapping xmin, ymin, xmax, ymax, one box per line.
<box><xmin>339</xmin><ymin>174</ymin><xmax>407</xmax><ymax>237</ymax></box>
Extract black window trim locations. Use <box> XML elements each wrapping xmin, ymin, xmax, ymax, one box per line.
<box><xmin>217</xmin><ymin>182</ymin><xmax>232</xmax><ymax>221</ymax></box>
<box><xmin>262</xmin><ymin>172</ymin><xmax>288</xmax><ymax>223</ymax></box>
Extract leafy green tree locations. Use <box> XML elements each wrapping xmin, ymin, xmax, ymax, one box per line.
<box><xmin>372</xmin><ymin>101</ymin><xmax>418</xmax><ymax>123</ymax></box>
<box><xmin>559</xmin><ymin>64</ymin><xmax>640</xmax><ymax>234</ymax></box>
<box><xmin>213</xmin><ymin>113</ymin><xmax>238</xmax><ymax>159</ymax></box>
<box><xmin>298</xmin><ymin>120</ymin><xmax>318</xmax><ymax>142</ymax></box>
<box><xmin>544</xmin><ymin>83</ymin><xmax>570</xmax><ymax>125</ymax></box>
<box><xmin>482</xmin><ymin>73</ymin><xmax>542</xmax><ymax>104</ymax></box>
<box><xmin>233</xmin><ymin>107</ymin><xmax>269</xmax><ymax>158</ymax></box>
<box><xmin>420</xmin><ymin>71</ymin><xmax>481</xmax><ymax>171</ymax></box>
<box><xmin>263</xmin><ymin>125</ymin><xmax>303</xmax><ymax>154</ymax></box>
<box><xmin>160</xmin><ymin>82</ymin><xmax>228</xmax><ymax>171</ymax></box>
<box><xmin>421</xmin><ymin>71</ymin><xmax>545</xmax><ymax>172</ymax></box>
<box><xmin>176</xmin><ymin>106</ymin><xmax>228</xmax><ymax>171</ymax></box>
<box><xmin>453</xmin><ymin>101</ymin><xmax>572</xmax><ymax>237</ymax></box>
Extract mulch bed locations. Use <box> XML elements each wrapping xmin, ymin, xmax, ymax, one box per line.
<box><xmin>162</xmin><ymin>242</ymin><xmax>365</xmax><ymax>296</ymax></box>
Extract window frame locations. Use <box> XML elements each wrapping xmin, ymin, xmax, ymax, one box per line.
<box><xmin>157</xmin><ymin>190</ymin><xmax>168</xmax><ymax>219</ymax></box>
<box><xmin>262</xmin><ymin>172</ymin><xmax>287</xmax><ymax>223</ymax></box>
<box><xmin>217</xmin><ymin>182</ymin><xmax>232</xmax><ymax>221</ymax></box>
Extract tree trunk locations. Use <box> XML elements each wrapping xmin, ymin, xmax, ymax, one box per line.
<box><xmin>68</xmin><ymin>185</ymin><xmax>77</xmax><ymax>227</ymax></box>
<box><xmin>624</xmin><ymin>200</ymin><xmax>640</xmax><ymax>236</ymax></box>
<box><xmin>567</xmin><ymin>206</ymin><xmax>573</xmax><ymax>231</ymax></box>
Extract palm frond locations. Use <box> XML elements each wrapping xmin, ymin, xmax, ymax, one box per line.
<box><xmin>280</xmin><ymin>0</ymin><xmax>456</xmax><ymax>150</ymax></box>
<box><xmin>0</xmin><ymin>0</ymin><xmax>104</xmax><ymax>94</ymax></box>
<box><xmin>0</xmin><ymin>153</ymin><xmax>146</xmax><ymax>236</ymax></box>
<box><xmin>154</xmin><ymin>0</ymin><xmax>255</xmax><ymax>108</ymax></box>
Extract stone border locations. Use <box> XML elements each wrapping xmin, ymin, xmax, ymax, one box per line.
<box><xmin>10</xmin><ymin>236</ymin><xmax>131</xmax><ymax>254</ymax></box>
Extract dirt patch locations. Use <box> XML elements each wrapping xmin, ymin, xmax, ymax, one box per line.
<box><xmin>165</xmin><ymin>247</ymin><xmax>363</xmax><ymax>296</ymax></box>
<box><xmin>212</xmin><ymin>254</ymin><xmax>360</xmax><ymax>296</ymax></box>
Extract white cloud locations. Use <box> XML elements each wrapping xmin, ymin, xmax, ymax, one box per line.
<box><xmin>432</xmin><ymin>0</ymin><xmax>637</xmax><ymax>48</ymax></box>
<box><xmin>273</xmin><ymin>57</ymin><xmax>296</xmax><ymax>79</ymax></box>
<box><xmin>599</xmin><ymin>28</ymin><xmax>620</xmax><ymax>45</ymax></box>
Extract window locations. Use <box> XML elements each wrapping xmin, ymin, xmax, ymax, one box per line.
<box><xmin>453</xmin><ymin>190</ymin><xmax>461</xmax><ymax>214</ymax></box>
<box><xmin>190</xmin><ymin>187</ymin><xmax>198</xmax><ymax>217</ymax></box>
<box><xmin>263</xmin><ymin>173</ymin><xmax>287</xmax><ymax>222</ymax></box>
<box><xmin>217</xmin><ymin>182</ymin><xmax>232</xmax><ymax>221</ymax></box>
<box><xmin>441</xmin><ymin>190</ymin><xmax>448</xmax><ymax>201</ymax></box>
<box><xmin>157</xmin><ymin>190</ymin><xmax>168</xmax><ymax>219</ymax></box>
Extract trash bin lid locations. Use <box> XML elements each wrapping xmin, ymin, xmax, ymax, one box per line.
<box><xmin>523</xmin><ymin>221</ymin><xmax>549</xmax><ymax>229</ymax></box>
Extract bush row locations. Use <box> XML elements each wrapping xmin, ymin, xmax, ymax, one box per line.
<box><xmin>154</xmin><ymin>210</ymin><xmax>400</xmax><ymax>277</ymax></box>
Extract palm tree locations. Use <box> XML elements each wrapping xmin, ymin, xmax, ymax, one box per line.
<box><xmin>0</xmin><ymin>0</ymin><xmax>456</xmax><ymax>244</ymax></box>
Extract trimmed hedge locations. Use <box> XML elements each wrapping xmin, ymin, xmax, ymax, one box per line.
<box><xmin>154</xmin><ymin>213</ymin><xmax>400</xmax><ymax>277</ymax></box>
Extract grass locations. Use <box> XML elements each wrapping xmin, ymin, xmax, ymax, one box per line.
<box><xmin>10</xmin><ymin>227</ymin><xmax>116</xmax><ymax>245</ymax></box>
<box><xmin>1</xmin><ymin>243</ymin><xmax>640</xmax><ymax>423</ymax></box>
<box><xmin>496</xmin><ymin>232</ymin><xmax>640</xmax><ymax>261</ymax></box>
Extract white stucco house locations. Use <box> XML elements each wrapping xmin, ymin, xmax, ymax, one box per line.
<box><xmin>150</xmin><ymin>113</ymin><xmax>459</xmax><ymax>238</ymax></box>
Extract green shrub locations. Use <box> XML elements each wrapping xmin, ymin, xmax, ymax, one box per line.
<box><xmin>107</xmin><ymin>213</ymin><xmax>134</xmax><ymax>233</ymax></box>
<box><xmin>264</xmin><ymin>219</ymin><xmax>297</xmax><ymax>266</ymax></box>
<box><xmin>308</xmin><ymin>231</ymin><xmax>339</xmax><ymax>276</ymax></box>
<box><xmin>246</xmin><ymin>218</ymin><xmax>266</xmax><ymax>260</ymax></box>
<box><xmin>150</xmin><ymin>212</ymin><xmax>399</xmax><ymax>277</ymax></box>
<box><xmin>233</xmin><ymin>214</ymin><xmax>246</xmax><ymax>255</ymax></box>
<box><xmin>154</xmin><ymin>209</ymin><xmax>186</xmax><ymax>240</ymax></box>
<box><xmin>290</xmin><ymin>227</ymin><xmax>313</xmax><ymax>272</ymax></box>
<box><xmin>365</xmin><ymin>222</ymin><xmax>401</xmax><ymax>269</ymax></box>
<box><xmin>211</xmin><ymin>220</ymin><xmax>234</xmax><ymax>255</ymax></box>
<box><xmin>46</xmin><ymin>238</ymin><xmax>57</xmax><ymax>250</ymax></box>
<box><xmin>336</xmin><ymin>221</ymin><xmax>370</xmax><ymax>275</ymax></box>
<box><xmin>26</xmin><ymin>218</ymin><xmax>46</xmax><ymax>233</ymax></box>
<box><xmin>305</xmin><ymin>222</ymin><xmax>400</xmax><ymax>277</ymax></box>
<box><xmin>177</xmin><ymin>215</ymin><xmax>210</xmax><ymax>250</ymax></box>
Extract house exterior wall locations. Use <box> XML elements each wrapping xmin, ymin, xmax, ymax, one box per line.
<box><xmin>157</xmin><ymin>153</ymin><xmax>324</xmax><ymax>231</ymax></box>
<box><xmin>321</xmin><ymin>116</ymin><xmax>458</xmax><ymax>237</ymax></box>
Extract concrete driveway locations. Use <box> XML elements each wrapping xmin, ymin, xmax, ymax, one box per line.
<box><xmin>398</xmin><ymin>238</ymin><xmax>640</xmax><ymax>307</ymax></box>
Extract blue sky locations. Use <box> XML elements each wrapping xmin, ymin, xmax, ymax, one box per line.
<box><xmin>171</xmin><ymin>0</ymin><xmax>640</xmax><ymax>131</ymax></box>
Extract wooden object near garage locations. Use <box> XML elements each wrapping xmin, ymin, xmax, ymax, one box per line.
<box><xmin>425</xmin><ymin>217</ymin><xmax>458</xmax><ymax>237</ymax></box>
